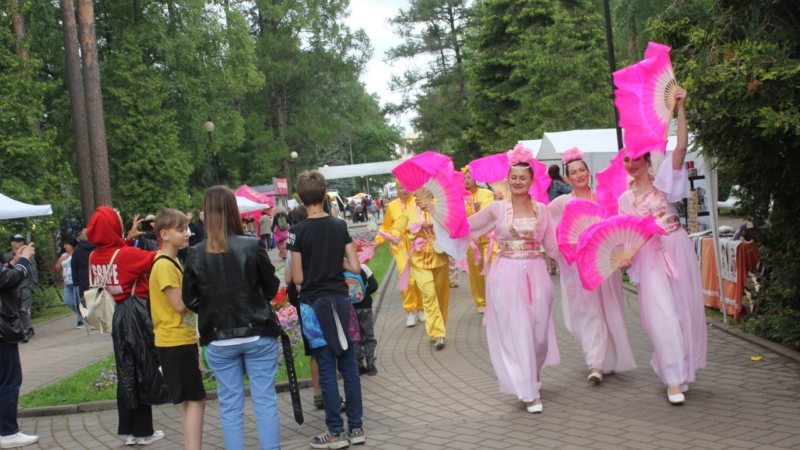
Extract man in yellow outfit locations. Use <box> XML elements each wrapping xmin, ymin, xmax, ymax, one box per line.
<box><xmin>462</xmin><ymin>166</ymin><xmax>494</xmax><ymax>314</ymax></box>
<box><xmin>374</xmin><ymin>182</ymin><xmax>424</xmax><ymax>327</ymax></box>
<box><xmin>391</xmin><ymin>198</ymin><xmax>450</xmax><ymax>349</ymax></box>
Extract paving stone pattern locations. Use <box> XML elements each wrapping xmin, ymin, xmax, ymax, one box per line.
<box><xmin>18</xmin><ymin>264</ymin><xmax>800</xmax><ymax>449</ymax></box>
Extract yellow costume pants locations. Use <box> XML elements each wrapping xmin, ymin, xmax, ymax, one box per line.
<box><xmin>467</xmin><ymin>242</ymin><xmax>487</xmax><ymax>309</ymax></box>
<box><xmin>395</xmin><ymin>251</ymin><xmax>423</xmax><ymax>312</ymax></box>
<box><xmin>411</xmin><ymin>265</ymin><xmax>450</xmax><ymax>340</ymax></box>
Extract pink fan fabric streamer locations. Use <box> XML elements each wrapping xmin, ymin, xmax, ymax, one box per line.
<box><xmin>358</xmin><ymin>247</ymin><xmax>375</xmax><ymax>264</ymax></box>
<box><xmin>396</xmin><ymin>237</ymin><xmax>425</xmax><ymax>291</ymax></box>
<box><xmin>378</xmin><ymin>231</ymin><xmax>400</xmax><ymax>246</ymax></box>
<box><xmin>595</xmin><ymin>149</ymin><xmax>629</xmax><ymax>218</ymax></box>
<box><xmin>470</xmin><ymin>241</ymin><xmax>481</xmax><ymax>266</ymax></box>
<box><xmin>529</xmin><ymin>158</ymin><xmax>552</xmax><ymax>204</ymax></box>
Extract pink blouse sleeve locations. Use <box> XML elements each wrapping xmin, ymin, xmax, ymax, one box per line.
<box><xmin>547</xmin><ymin>194</ymin><xmax>569</xmax><ymax>225</ymax></box>
<box><xmin>538</xmin><ymin>203</ymin><xmax>559</xmax><ymax>255</ymax></box>
<box><xmin>653</xmin><ymin>158</ymin><xmax>690</xmax><ymax>203</ymax></box>
<box><xmin>468</xmin><ymin>201</ymin><xmax>501</xmax><ymax>239</ymax></box>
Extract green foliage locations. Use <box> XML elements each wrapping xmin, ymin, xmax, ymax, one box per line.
<box><xmin>2</xmin><ymin>0</ymin><xmax>401</xmax><ymax>237</ymax></box>
<box><xmin>386</xmin><ymin>0</ymin><xmax>476</xmax><ymax>165</ymax></box>
<box><xmin>467</xmin><ymin>0</ymin><xmax>615</xmax><ymax>154</ymax></box>
<box><xmin>650</xmin><ymin>0</ymin><xmax>800</xmax><ymax>349</ymax></box>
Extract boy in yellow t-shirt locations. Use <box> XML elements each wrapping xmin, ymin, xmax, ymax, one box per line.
<box><xmin>149</xmin><ymin>208</ymin><xmax>205</xmax><ymax>450</ymax></box>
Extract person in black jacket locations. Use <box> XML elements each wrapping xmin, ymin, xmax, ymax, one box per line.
<box><xmin>354</xmin><ymin>263</ymin><xmax>379</xmax><ymax>376</ymax></box>
<box><xmin>0</xmin><ymin>244</ymin><xmax>39</xmax><ymax>448</ymax></box>
<box><xmin>71</xmin><ymin>230</ymin><xmax>96</xmax><ymax>303</ymax></box>
<box><xmin>183</xmin><ymin>186</ymin><xmax>284</xmax><ymax>450</ymax></box>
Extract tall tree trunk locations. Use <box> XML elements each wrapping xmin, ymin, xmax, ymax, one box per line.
<box><xmin>77</xmin><ymin>0</ymin><xmax>113</xmax><ymax>207</ymax></box>
<box><xmin>11</xmin><ymin>0</ymin><xmax>27</xmax><ymax>58</ymax></box>
<box><xmin>60</xmin><ymin>0</ymin><xmax>95</xmax><ymax>223</ymax></box>
<box><xmin>627</xmin><ymin>20</ymin><xmax>637</xmax><ymax>60</ymax></box>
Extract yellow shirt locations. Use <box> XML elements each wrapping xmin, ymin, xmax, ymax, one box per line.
<box><xmin>374</xmin><ymin>197</ymin><xmax>416</xmax><ymax>255</ymax></box>
<box><xmin>467</xmin><ymin>187</ymin><xmax>494</xmax><ymax>245</ymax></box>
<box><xmin>149</xmin><ymin>254</ymin><xmax>197</xmax><ymax>347</ymax></box>
<box><xmin>391</xmin><ymin>204</ymin><xmax>448</xmax><ymax>269</ymax></box>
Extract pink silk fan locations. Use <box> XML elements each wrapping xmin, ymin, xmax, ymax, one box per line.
<box><xmin>557</xmin><ymin>199</ymin><xmax>603</xmax><ymax>265</ymax></box>
<box><xmin>392</xmin><ymin>152</ymin><xmax>469</xmax><ymax>238</ymax></box>
<box><xmin>594</xmin><ymin>149</ymin><xmax>629</xmax><ymax>218</ymax></box>
<box><xmin>576</xmin><ymin>214</ymin><xmax>668</xmax><ymax>290</ymax></box>
<box><xmin>613</xmin><ymin>42</ymin><xmax>678</xmax><ymax>159</ymax></box>
<box><xmin>469</xmin><ymin>153</ymin><xmax>512</xmax><ymax>199</ymax></box>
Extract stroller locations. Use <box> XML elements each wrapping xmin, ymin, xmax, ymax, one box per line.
<box><xmin>353</xmin><ymin>204</ymin><xmax>366</xmax><ymax>223</ymax></box>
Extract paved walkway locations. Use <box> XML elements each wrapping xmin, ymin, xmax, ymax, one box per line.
<box><xmin>18</xmin><ymin>264</ymin><xmax>800</xmax><ymax>449</ymax></box>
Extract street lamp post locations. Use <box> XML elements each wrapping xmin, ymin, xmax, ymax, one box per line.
<box><xmin>203</xmin><ymin>118</ymin><xmax>219</xmax><ymax>184</ymax></box>
<box><xmin>289</xmin><ymin>151</ymin><xmax>298</xmax><ymax>197</ymax></box>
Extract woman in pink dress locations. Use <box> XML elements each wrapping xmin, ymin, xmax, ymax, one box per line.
<box><xmin>468</xmin><ymin>146</ymin><xmax>560</xmax><ymax>414</ymax></box>
<box><xmin>548</xmin><ymin>149</ymin><xmax>637</xmax><ymax>383</ymax></box>
<box><xmin>618</xmin><ymin>86</ymin><xmax>707</xmax><ymax>404</ymax></box>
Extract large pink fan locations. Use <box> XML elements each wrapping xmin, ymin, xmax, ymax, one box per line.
<box><xmin>576</xmin><ymin>215</ymin><xmax>668</xmax><ymax>290</ymax></box>
<box><xmin>469</xmin><ymin>153</ymin><xmax>512</xmax><ymax>199</ymax></box>
<box><xmin>392</xmin><ymin>153</ymin><xmax>468</xmax><ymax>238</ymax></box>
<box><xmin>613</xmin><ymin>42</ymin><xmax>678</xmax><ymax>159</ymax></box>
<box><xmin>595</xmin><ymin>149</ymin><xmax>629</xmax><ymax>218</ymax></box>
<box><xmin>557</xmin><ymin>199</ymin><xmax>603</xmax><ymax>265</ymax></box>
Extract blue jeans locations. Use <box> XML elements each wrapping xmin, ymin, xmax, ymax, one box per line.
<box><xmin>64</xmin><ymin>285</ymin><xmax>83</xmax><ymax>325</ymax></box>
<box><xmin>206</xmin><ymin>337</ymin><xmax>280</xmax><ymax>450</ymax></box>
<box><xmin>0</xmin><ymin>340</ymin><xmax>22</xmax><ymax>436</ymax></box>
<box><xmin>312</xmin><ymin>344</ymin><xmax>363</xmax><ymax>435</ymax></box>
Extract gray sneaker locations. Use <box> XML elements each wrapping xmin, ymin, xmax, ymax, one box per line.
<box><xmin>348</xmin><ymin>428</ymin><xmax>366</xmax><ymax>445</ymax></box>
<box><xmin>309</xmin><ymin>431</ymin><xmax>349</xmax><ymax>449</ymax></box>
<box><xmin>136</xmin><ymin>430</ymin><xmax>164</xmax><ymax>445</ymax></box>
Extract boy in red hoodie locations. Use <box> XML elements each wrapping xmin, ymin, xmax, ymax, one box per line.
<box><xmin>86</xmin><ymin>206</ymin><xmax>170</xmax><ymax>446</ymax></box>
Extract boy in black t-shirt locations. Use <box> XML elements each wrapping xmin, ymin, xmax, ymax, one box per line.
<box><xmin>286</xmin><ymin>170</ymin><xmax>365</xmax><ymax>449</ymax></box>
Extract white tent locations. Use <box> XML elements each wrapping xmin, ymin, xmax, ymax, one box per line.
<box><xmin>0</xmin><ymin>193</ymin><xmax>52</xmax><ymax>220</ymax></box>
<box><xmin>236</xmin><ymin>196</ymin><xmax>265</xmax><ymax>214</ymax></box>
<box><xmin>317</xmin><ymin>160</ymin><xmax>404</xmax><ymax>180</ymax></box>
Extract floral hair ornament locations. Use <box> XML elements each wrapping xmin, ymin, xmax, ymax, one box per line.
<box><xmin>507</xmin><ymin>144</ymin><xmax>534</xmax><ymax>167</ymax></box>
<box><xmin>562</xmin><ymin>147</ymin><xmax>585</xmax><ymax>166</ymax></box>
<box><xmin>460</xmin><ymin>165</ymin><xmax>471</xmax><ymax>174</ymax></box>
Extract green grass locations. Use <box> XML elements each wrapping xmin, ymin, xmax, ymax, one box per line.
<box><xmin>19</xmin><ymin>351</ymin><xmax>313</xmax><ymax>408</ymax></box>
<box><xmin>369</xmin><ymin>243</ymin><xmax>392</xmax><ymax>285</ymax></box>
<box><xmin>31</xmin><ymin>304</ymin><xmax>73</xmax><ymax>326</ymax></box>
<box><xmin>705</xmin><ymin>306</ymin><xmax>726</xmax><ymax>322</ymax></box>
<box><xmin>20</xmin><ymin>356</ymin><xmax>117</xmax><ymax>408</ymax></box>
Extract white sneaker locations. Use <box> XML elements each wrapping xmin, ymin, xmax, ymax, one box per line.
<box><xmin>526</xmin><ymin>401</ymin><xmax>543</xmax><ymax>413</ymax></box>
<box><xmin>417</xmin><ymin>310</ymin><xmax>425</xmax><ymax>323</ymax></box>
<box><xmin>406</xmin><ymin>312</ymin><xmax>416</xmax><ymax>327</ymax></box>
<box><xmin>0</xmin><ymin>432</ymin><xmax>39</xmax><ymax>448</ymax></box>
<box><xmin>136</xmin><ymin>430</ymin><xmax>164</xmax><ymax>445</ymax></box>
<box><xmin>588</xmin><ymin>372</ymin><xmax>603</xmax><ymax>383</ymax></box>
<box><xmin>680</xmin><ymin>384</ymin><xmax>689</xmax><ymax>393</ymax></box>
<box><xmin>476</xmin><ymin>306</ymin><xmax>485</xmax><ymax>314</ymax></box>
<box><xmin>124</xmin><ymin>435</ymin><xmax>137</xmax><ymax>446</ymax></box>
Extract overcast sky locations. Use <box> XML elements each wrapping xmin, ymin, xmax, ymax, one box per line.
<box><xmin>345</xmin><ymin>0</ymin><xmax>416</xmax><ymax>135</ymax></box>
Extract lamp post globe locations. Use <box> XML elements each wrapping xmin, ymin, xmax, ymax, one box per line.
<box><xmin>290</xmin><ymin>151</ymin><xmax>298</xmax><ymax>159</ymax></box>
<box><xmin>203</xmin><ymin>120</ymin><xmax>215</xmax><ymax>133</ymax></box>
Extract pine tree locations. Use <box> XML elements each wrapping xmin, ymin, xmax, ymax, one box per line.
<box><xmin>468</xmin><ymin>0</ymin><xmax>615</xmax><ymax>154</ymax></box>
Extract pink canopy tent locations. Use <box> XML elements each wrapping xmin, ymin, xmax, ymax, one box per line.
<box><xmin>236</xmin><ymin>185</ymin><xmax>275</xmax><ymax>236</ymax></box>
<box><xmin>236</xmin><ymin>185</ymin><xmax>275</xmax><ymax>207</ymax></box>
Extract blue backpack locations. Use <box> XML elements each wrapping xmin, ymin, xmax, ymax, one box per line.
<box><xmin>344</xmin><ymin>271</ymin><xmax>365</xmax><ymax>304</ymax></box>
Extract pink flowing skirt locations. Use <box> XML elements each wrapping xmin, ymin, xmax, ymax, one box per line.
<box><xmin>629</xmin><ymin>228</ymin><xmax>707</xmax><ymax>386</ymax></box>
<box><xmin>558</xmin><ymin>265</ymin><xmax>637</xmax><ymax>373</ymax></box>
<box><xmin>485</xmin><ymin>256</ymin><xmax>560</xmax><ymax>401</ymax></box>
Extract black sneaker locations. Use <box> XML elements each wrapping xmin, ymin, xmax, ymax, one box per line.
<box><xmin>310</xmin><ymin>431</ymin><xmax>349</xmax><ymax>449</ymax></box>
<box><xmin>357</xmin><ymin>363</ymin><xmax>367</xmax><ymax>375</ymax></box>
<box><xmin>27</xmin><ymin>327</ymin><xmax>35</xmax><ymax>337</ymax></box>
<box><xmin>366</xmin><ymin>364</ymin><xmax>377</xmax><ymax>376</ymax></box>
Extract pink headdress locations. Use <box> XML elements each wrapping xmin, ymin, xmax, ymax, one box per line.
<box><xmin>507</xmin><ymin>144</ymin><xmax>534</xmax><ymax>167</ymax></box>
<box><xmin>562</xmin><ymin>147</ymin><xmax>585</xmax><ymax>166</ymax></box>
